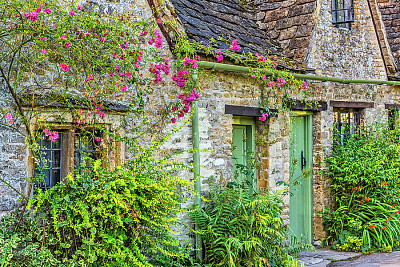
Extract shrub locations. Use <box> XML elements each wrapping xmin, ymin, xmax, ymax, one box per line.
<box><xmin>0</xmin><ymin>158</ymin><xmax>193</xmax><ymax>267</ymax></box>
<box><xmin>324</xmin><ymin>125</ymin><xmax>400</xmax><ymax>252</ymax></box>
<box><xmin>191</xmin><ymin>179</ymin><xmax>292</xmax><ymax>267</ymax></box>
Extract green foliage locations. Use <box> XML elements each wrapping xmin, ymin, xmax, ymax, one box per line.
<box><xmin>24</xmin><ymin>159</ymin><xmax>191</xmax><ymax>266</ymax></box>
<box><xmin>190</xmin><ymin>179</ymin><xmax>292</xmax><ymax>267</ymax></box>
<box><xmin>323</xmin><ymin>124</ymin><xmax>400</xmax><ymax>252</ymax></box>
<box><xmin>0</xmin><ymin>211</ymin><xmax>61</xmax><ymax>266</ymax></box>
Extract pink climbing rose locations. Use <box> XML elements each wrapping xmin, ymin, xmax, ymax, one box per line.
<box><xmin>230</xmin><ymin>40</ymin><xmax>240</xmax><ymax>51</ymax></box>
<box><xmin>259</xmin><ymin>114</ymin><xmax>267</xmax><ymax>122</ymax></box>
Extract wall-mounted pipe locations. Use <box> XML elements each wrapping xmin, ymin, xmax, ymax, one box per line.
<box><xmin>191</xmin><ymin>71</ymin><xmax>202</xmax><ymax>260</ymax></box>
<box><xmin>197</xmin><ymin>61</ymin><xmax>400</xmax><ymax>86</ymax></box>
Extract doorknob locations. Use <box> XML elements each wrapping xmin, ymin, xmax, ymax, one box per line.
<box><xmin>301</xmin><ymin>151</ymin><xmax>306</xmax><ymax>170</ymax></box>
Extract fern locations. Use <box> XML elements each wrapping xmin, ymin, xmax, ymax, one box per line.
<box><xmin>191</xmin><ymin>179</ymin><xmax>292</xmax><ymax>267</ymax></box>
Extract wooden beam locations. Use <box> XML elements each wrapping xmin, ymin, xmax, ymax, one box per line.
<box><xmin>385</xmin><ymin>104</ymin><xmax>400</xmax><ymax>109</ymax></box>
<box><xmin>225</xmin><ymin>104</ymin><xmax>277</xmax><ymax>117</ymax></box>
<box><xmin>286</xmin><ymin>99</ymin><xmax>327</xmax><ymax>111</ymax></box>
<box><xmin>330</xmin><ymin>101</ymin><xmax>374</xmax><ymax>108</ymax></box>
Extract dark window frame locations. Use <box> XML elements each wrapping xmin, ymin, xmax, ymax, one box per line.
<box><xmin>35</xmin><ymin>131</ymin><xmax>63</xmax><ymax>189</ymax></box>
<box><xmin>332</xmin><ymin>0</ymin><xmax>354</xmax><ymax>30</ymax></box>
<box><xmin>333</xmin><ymin>108</ymin><xmax>361</xmax><ymax>145</ymax></box>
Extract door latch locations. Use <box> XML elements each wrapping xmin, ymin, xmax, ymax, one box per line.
<box><xmin>301</xmin><ymin>151</ymin><xmax>306</xmax><ymax>170</ymax></box>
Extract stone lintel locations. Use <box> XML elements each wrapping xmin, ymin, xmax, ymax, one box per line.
<box><xmin>286</xmin><ymin>99</ymin><xmax>328</xmax><ymax>111</ymax></box>
<box><xmin>330</xmin><ymin>101</ymin><xmax>374</xmax><ymax>108</ymax></box>
<box><xmin>385</xmin><ymin>103</ymin><xmax>400</xmax><ymax>109</ymax></box>
<box><xmin>225</xmin><ymin>104</ymin><xmax>277</xmax><ymax>117</ymax></box>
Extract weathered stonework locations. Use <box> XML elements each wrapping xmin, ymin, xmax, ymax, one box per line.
<box><xmin>2</xmin><ymin>0</ymin><xmax>400</xmax><ymax>248</ymax></box>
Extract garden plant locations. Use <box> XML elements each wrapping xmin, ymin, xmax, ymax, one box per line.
<box><xmin>323</xmin><ymin>123</ymin><xmax>400</xmax><ymax>253</ymax></box>
<box><xmin>0</xmin><ymin>0</ymin><xmax>311</xmax><ymax>266</ymax></box>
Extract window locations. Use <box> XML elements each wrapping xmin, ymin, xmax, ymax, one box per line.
<box><xmin>332</xmin><ymin>0</ymin><xmax>354</xmax><ymax>30</ymax></box>
<box><xmin>231</xmin><ymin>117</ymin><xmax>255</xmax><ymax>190</ymax></box>
<box><xmin>333</xmin><ymin>109</ymin><xmax>360</xmax><ymax>145</ymax></box>
<box><xmin>35</xmin><ymin>133</ymin><xmax>63</xmax><ymax>189</ymax></box>
<box><xmin>388</xmin><ymin>109</ymin><xmax>399</xmax><ymax>130</ymax></box>
<box><xmin>35</xmin><ymin>130</ymin><xmax>101</xmax><ymax>189</ymax></box>
<box><xmin>74</xmin><ymin>133</ymin><xmax>99</xmax><ymax>174</ymax></box>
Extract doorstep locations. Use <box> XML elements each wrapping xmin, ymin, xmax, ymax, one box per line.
<box><xmin>297</xmin><ymin>248</ymin><xmax>362</xmax><ymax>267</ymax></box>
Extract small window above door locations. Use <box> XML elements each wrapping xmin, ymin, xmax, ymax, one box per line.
<box><xmin>332</xmin><ymin>0</ymin><xmax>354</xmax><ymax>30</ymax></box>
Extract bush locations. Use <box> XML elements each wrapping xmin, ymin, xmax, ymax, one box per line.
<box><xmin>324</xmin><ymin>125</ymin><xmax>400</xmax><ymax>252</ymax></box>
<box><xmin>0</xmin><ymin>159</ymin><xmax>192</xmax><ymax>267</ymax></box>
<box><xmin>191</xmin><ymin>179</ymin><xmax>292</xmax><ymax>267</ymax></box>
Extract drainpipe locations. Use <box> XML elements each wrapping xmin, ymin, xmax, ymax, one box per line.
<box><xmin>191</xmin><ymin>70</ymin><xmax>202</xmax><ymax>260</ymax></box>
<box><xmin>197</xmin><ymin>61</ymin><xmax>400</xmax><ymax>86</ymax></box>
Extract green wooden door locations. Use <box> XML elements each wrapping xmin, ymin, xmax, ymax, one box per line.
<box><xmin>232</xmin><ymin>117</ymin><xmax>255</xmax><ymax>189</ymax></box>
<box><xmin>289</xmin><ymin>113</ymin><xmax>313</xmax><ymax>243</ymax></box>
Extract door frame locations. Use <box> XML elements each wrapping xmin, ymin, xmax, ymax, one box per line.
<box><xmin>289</xmin><ymin>111</ymin><xmax>313</xmax><ymax>243</ymax></box>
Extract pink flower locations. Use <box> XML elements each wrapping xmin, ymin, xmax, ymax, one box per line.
<box><xmin>65</xmin><ymin>42</ymin><xmax>70</xmax><ymax>48</ymax></box>
<box><xmin>6</xmin><ymin>113</ymin><xmax>12</xmax><ymax>120</ymax></box>
<box><xmin>148</xmin><ymin>39</ymin><xmax>154</xmax><ymax>45</ymax></box>
<box><xmin>95</xmin><ymin>137</ymin><xmax>101</xmax><ymax>142</ymax></box>
<box><xmin>119</xmin><ymin>72</ymin><xmax>124</xmax><ymax>77</ymax></box>
<box><xmin>41</xmin><ymin>49</ymin><xmax>47</xmax><ymax>54</ymax></box>
<box><xmin>230</xmin><ymin>40</ymin><xmax>240</xmax><ymax>51</ymax></box>
<box><xmin>259</xmin><ymin>114</ymin><xmax>267</xmax><ymax>122</ymax></box>
<box><xmin>251</xmin><ymin>75</ymin><xmax>256</xmax><ymax>78</ymax></box>
<box><xmin>152</xmin><ymin>124</ymin><xmax>157</xmax><ymax>129</ymax></box>
<box><xmin>99</xmin><ymin>112</ymin><xmax>105</xmax><ymax>119</ymax></box>
<box><xmin>121</xmin><ymin>86</ymin><xmax>127</xmax><ymax>92</ymax></box>
<box><xmin>115</xmin><ymin>65</ymin><xmax>119</xmax><ymax>71</ymax></box>
<box><xmin>267</xmin><ymin>81</ymin><xmax>275</xmax><ymax>87</ymax></box>
<box><xmin>262</xmin><ymin>75</ymin><xmax>266</xmax><ymax>79</ymax></box>
<box><xmin>104</xmin><ymin>30</ymin><xmax>109</xmax><ymax>36</ymax></box>
<box><xmin>40</xmin><ymin>37</ymin><xmax>45</xmax><ymax>40</ymax></box>
<box><xmin>125</xmin><ymin>72</ymin><xmax>132</xmax><ymax>78</ymax></box>
<box><xmin>77</xmin><ymin>5</ymin><xmax>83</xmax><ymax>10</ymax></box>
<box><xmin>59</xmin><ymin>64</ymin><xmax>70</xmax><ymax>73</ymax></box>
<box><xmin>140</xmin><ymin>31</ymin><xmax>147</xmax><ymax>36</ymax></box>
<box><xmin>171</xmin><ymin>118</ymin><xmax>176</xmax><ymax>123</ymax></box>
<box><xmin>69</xmin><ymin>11</ymin><xmax>75</xmax><ymax>15</ymax></box>
<box><xmin>25</xmin><ymin>11</ymin><xmax>39</xmax><ymax>22</ymax></box>
<box><xmin>216</xmin><ymin>51</ymin><xmax>223</xmax><ymax>62</ymax></box>
<box><xmin>36</xmin><ymin>5</ymin><xmax>42</xmax><ymax>13</ymax></box>
<box><xmin>7</xmin><ymin>120</ymin><xmax>12</xmax><ymax>125</ymax></box>
<box><xmin>49</xmin><ymin>131</ymin><xmax>59</xmax><ymax>142</ymax></box>
<box><xmin>44</xmin><ymin>7</ymin><xmax>51</xmax><ymax>14</ymax></box>
<box><xmin>100</xmin><ymin>37</ymin><xmax>106</xmax><ymax>42</ymax></box>
<box><xmin>44</xmin><ymin>129</ymin><xmax>51</xmax><ymax>136</ymax></box>
<box><xmin>155</xmin><ymin>38</ymin><xmax>163</xmax><ymax>48</ymax></box>
<box><xmin>256</xmin><ymin>53</ymin><xmax>266</xmax><ymax>62</ymax></box>
<box><xmin>88</xmin><ymin>74</ymin><xmax>93</xmax><ymax>80</ymax></box>
<box><xmin>78</xmin><ymin>109</ymin><xmax>82</xmax><ymax>114</ymax></box>
<box><xmin>272</xmin><ymin>61</ymin><xmax>278</xmax><ymax>68</ymax></box>
<box><xmin>87</xmin><ymin>110</ymin><xmax>92</xmax><ymax>118</ymax></box>
<box><xmin>120</xmin><ymin>42</ymin><xmax>128</xmax><ymax>49</ymax></box>
<box><xmin>108</xmin><ymin>72</ymin><xmax>114</xmax><ymax>77</ymax></box>
<box><xmin>62</xmin><ymin>36</ymin><xmax>66</xmax><ymax>40</ymax></box>
<box><xmin>156</xmin><ymin>19</ymin><xmax>162</xmax><ymax>24</ymax></box>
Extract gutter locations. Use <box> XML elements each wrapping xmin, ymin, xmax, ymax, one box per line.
<box><xmin>197</xmin><ymin>61</ymin><xmax>400</xmax><ymax>86</ymax></box>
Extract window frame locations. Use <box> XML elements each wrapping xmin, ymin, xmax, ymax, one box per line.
<box><xmin>333</xmin><ymin>108</ymin><xmax>361</xmax><ymax>145</ymax></box>
<box><xmin>331</xmin><ymin>0</ymin><xmax>354</xmax><ymax>30</ymax></box>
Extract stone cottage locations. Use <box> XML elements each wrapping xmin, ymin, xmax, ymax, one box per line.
<box><xmin>1</xmin><ymin>0</ymin><xmax>400</xmax><ymax>248</ymax></box>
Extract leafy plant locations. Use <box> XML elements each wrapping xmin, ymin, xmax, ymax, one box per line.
<box><xmin>191</xmin><ymin>178</ymin><xmax>292</xmax><ymax>267</ymax></box>
<box><xmin>323</xmin><ymin>124</ymin><xmax>400</xmax><ymax>252</ymax></box>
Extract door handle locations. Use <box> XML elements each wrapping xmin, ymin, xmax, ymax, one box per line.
<box><xmin>301</xmin><ymin>151</ymin><xmax>306</xmax><ymax>170</ymax></box>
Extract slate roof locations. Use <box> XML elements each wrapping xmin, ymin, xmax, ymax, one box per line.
<box><xmin>169</xmin><ymin>0</ymin><xmax>281</xmax><ymax>56</ymax></box>
<box><xmin>377</xmin><ymin>0</ymin><xmax>400</xmax><ymax>71</ymax></box>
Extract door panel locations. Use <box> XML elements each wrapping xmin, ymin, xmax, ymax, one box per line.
<box><xmin>289</xmin><ymin>115</ymin><xmax>313</xmax><ymax>243</ymax></box>
<box><xmin>232</xmin><ymin>125</ymin><xmax>247</xmax><ymax>183</ymax></box>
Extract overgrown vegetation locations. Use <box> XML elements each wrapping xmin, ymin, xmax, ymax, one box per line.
<box><xmin>323</xmin><ymin>123</ymin><xmax>400</xmax><ymax>252</ymax></box>
<box><xmin>191</xmin><ymin>178</ymin><xmax>301</xmax><ymax>267</ymax></box>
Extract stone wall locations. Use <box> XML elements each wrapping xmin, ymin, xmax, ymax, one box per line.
<box><xmin>305</xmin><ymin>0</ymin><xmax>399</xmax><ymax>242</ymax></box>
